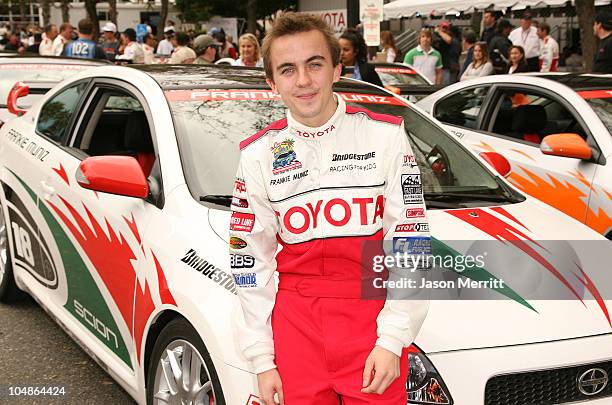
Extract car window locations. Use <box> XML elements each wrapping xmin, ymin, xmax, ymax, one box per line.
<box><xmin>36</xmin><ymin>81</ymin><xmax>87</xmax><ymax>142</ymax></box>
<box><xmin>582</xmin><ymin>94</ymin><xmax>612</xmax><ymax>135</ymax></box>
<box><xmin>434</xmin><ymin>86</ymin><xmax>489</xmax><ymax>129</ymax></box>
<box><xmin>167</xmin><ymin>90</ymin><xmax>503</xmax><ymax>207</ymax></box>
<box><xmin>488</xmin><ymin>88</ymin><xmax>587</xmax><ymax>144</ymax></box>
<box><xmin>375</xmin><ymin>67</ymin><xmax>429</xmax><ymax>86</ymax></box>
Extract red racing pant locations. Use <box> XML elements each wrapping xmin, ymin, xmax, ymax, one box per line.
<box><xmin>272</xmin><ymin>275</ymin><xmax>408</xmax><ymax>404</ymax></box>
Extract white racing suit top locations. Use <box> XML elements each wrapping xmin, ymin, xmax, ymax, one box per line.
<box><xmin>229</xmin><ymin>94</ymin><xmax>431</xmax><ymax>373</ymax></box>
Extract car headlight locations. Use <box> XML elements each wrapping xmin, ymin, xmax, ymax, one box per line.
<box><xmin>407</xmin><ymin>345</ymin><xmax>453</xmax><ymax>404</ymax></box>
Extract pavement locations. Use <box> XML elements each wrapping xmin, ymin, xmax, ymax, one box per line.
<box><xmin>0</xmin><ymin>295</ymin><xmax>136</xmax><ymax>404</ymax></box>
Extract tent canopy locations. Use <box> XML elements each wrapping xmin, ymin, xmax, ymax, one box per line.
<box><xmin>383</xmin><ymin>0</ymin><xmax>606</xmax><ymax>19</ymax></box>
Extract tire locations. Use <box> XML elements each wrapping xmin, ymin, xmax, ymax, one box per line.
<box><xmin>0</xmin><ymin>199</ymin><xmax>20</xmax><ymax>303</ymax></box>
<box><xmin>146</xmin><ymin>317</ymin><xmax>226</xmax><ymax>405</ymax></box>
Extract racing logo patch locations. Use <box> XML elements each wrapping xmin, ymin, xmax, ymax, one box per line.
<box><xmin>234</xmin><ymin>272</ymin><xmax>257</xmax><ymax>288</ymax></box>
<box><xmin>403</xmin><ymin>154</ymin><xmax>418</xmax><ymax>168</ymax></box>
<box><xmin>393</xmin><ymin>236</ymin><xmax>432</xmax><ymax>254</ymax></box>
<box><xmin>230</xmin><ymin>254</ymin><xmax>255</xmax><ymax>269</ymax></box>
<box><xmin>395</xmin><ymin>222</ymin><xmax>429</xmax><ymax>233</ymax></box>
<box><xmin>230</xmin><ymin>212</ymin><xmax>255</xmax><ymax>232</ymax></box>
<box><xmin>405</xmin><ymin>208</ymin><xmax>425</xmax><ymax>218</ymax></box>
<box><xmin>272</xmin><ymin>139</ymin><xmax>302</xmax><ymax>175</ymax></box>
<box><xmin>401</xmin><ymin>174</ymin><xmax>423</xmax><ymax>204</ymax></box>
<box><xmin>229</xmin><ymin>237</ymin><xmax>248</xmax><ymax>249</ymax></box>
<box><xmin>231</xmin><ymin>196</ymin><xmax>249</xmax><ymax>208</ymax></box>
<box><xmin>234</xmin><ymin>178</ymin><xmax>246</xmax><ymax>194</ymax></box>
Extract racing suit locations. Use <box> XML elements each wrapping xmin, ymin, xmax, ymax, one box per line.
<box><xmin>229</xmin><ymin>95</ymin><xmax>430</xmax><ymax>403</ymax></box>
<box><xmin>539</xmin><ymin>35</ymin><xmax>559</xmax><ymax>72</ymax></box>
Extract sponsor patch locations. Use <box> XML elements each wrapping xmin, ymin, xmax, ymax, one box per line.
<box><xmin>403</xmin><ymin>154</ymin><xmax>417</xmax><ymax>168</ymax></box>
<box><xmin>230</xmin><ymin>212</ymin><xmax>256</xmax><ymax>232</ymax></box>
<box><xmin>269</xmin><ymin>169</ymin><xmax>309</xmax><ymax>186</ymax></box>
<box><xmin>401</xmin><ymin>174</ymin><xmax>423</xmax><ymax>204</ymax></box>
<box><xmin>229</xmin><ymin>237</ymin><xmax>247</xmax><ymax>249</ymax></box>
<box><xmin>234</xmin><ymin>272</ymin><xmax>257</xmax><ymax>288</ymax></box>
<box><xmin>272</xmin><ymin>139</ymin><xmax>302</xmax><ymax>175</ymax></box>
<box><xmin>395</xmin><ymin>222</ymin><xmax>429</xmax><ymax>233</ymax></box>
<box><xmin>405</xmin><ymin>208</ymin><xmax>425</xmax><ymax>218</ymax></box>
<box><xmin>234</xmin><ymin>178</ymin><xmax>246</xmax><ymax>194</ymax></box>
<box><xmin>231</xmin><ymin>196</ymin><xmax>249</xmax><ymax>208</ymax></box>
<box><xmin>393</xmin><ymin>236</ymin><xmax>432</xmax><ymax>254</ymax></box>
<box><xmin>331</xmin><ymin>151</ymin><xmax>376</xmax><ymax>162</ymax></box>
<box><xmin>230</xmin><ymin>254</ymin><xmax>255</xmax><ymax>269</ymax></box>
<box><xmin>296</xmin><ymin>124</ymin><xmax>335</xmax><ymax>138</ymax></box>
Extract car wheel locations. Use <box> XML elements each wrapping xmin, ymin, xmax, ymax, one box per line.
<box><xmin>146</xmin><ymin>317</ymin><xmax>225</xmax><ymax>405</ymax></box>
<box><xmin>0</xmin><ymin>199</ymin><xmax>20</xmax><ymax>303</ymax></box>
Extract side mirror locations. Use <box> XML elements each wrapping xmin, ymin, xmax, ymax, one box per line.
<box><xmin>479</xmin><ymin>151</ymin><xmax>511</xmax><ymax>177</ymax></box>
<box><xmin>7</xmin><ymin>82</ymin><xmax>29</xmax><ymax>116</ymax></box>
<box><xmin>540</xmin><ymin>133</ymin><xmax>592</xmax><ymax>160</ymax></box>
<box><xmin>76</xmin><ymin>156</ymin><xmax>149</xmax><ymax>198</ymax></box>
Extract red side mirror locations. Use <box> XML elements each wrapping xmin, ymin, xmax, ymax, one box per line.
<box><xmin>7</xmin><ymin>82</ymin><xmax>29</xmax><ymax>116</ymax></box>
<box><xmin>480</xmin><ymin>151</ymin><xmax>511</xmax><ymax>178</ymax></box>
<box><xmin>76</xmin><ymin>156</ymin><xmax>149</xmax><ymax>198</ymax></box>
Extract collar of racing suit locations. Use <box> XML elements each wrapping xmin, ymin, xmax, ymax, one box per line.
<box><xmin>286</xmin><ymin>93</ymin><xmax>345</xmax><ymax>140</ymax></box>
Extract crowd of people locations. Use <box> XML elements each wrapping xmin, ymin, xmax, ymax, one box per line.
<box><xmin>0</xmin><ymin>7</ymin><xmax>609</xmax><ymax>85</ymax></box>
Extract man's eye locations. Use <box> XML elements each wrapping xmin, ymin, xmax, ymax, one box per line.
<box><xmin>310</xmin><ymin>63</ymin><xmax>322</xmax><ymax>69</ymax></box>
<box><xmin>282</xmin><ymin>68</ymin><xmax>294</xmax><ymax>75</ymax></box>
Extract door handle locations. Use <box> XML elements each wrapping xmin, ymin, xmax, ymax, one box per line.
<box><xmin>40</xmin><ymin>181</ymin><xmax>56</xmax><ymax>197</ymax></box>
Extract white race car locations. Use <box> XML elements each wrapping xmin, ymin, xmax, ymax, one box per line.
<box><xmin>417</xmin><ymin>73</ymin><xmax>612</xmax><ymax>239</ymax></box>
<box><xmin>0</xmin><ymin>65</ymin><xmax>611</xmax><ymax>405</ymax></box>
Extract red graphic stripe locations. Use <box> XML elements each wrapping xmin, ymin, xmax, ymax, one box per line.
<box><xmin>52</xmin><ymin>163</ymin><xmax>70</xmax><ymax>186</ymax></box>
<box><xmin>153</xmin><ymin>251</ymin><xmax>177</xmax><ymax>306</ymax></box>
<box><xmin>345</xmin><ymin>105</ymin><xmax>403</xmax><ymax>126</ymax></box>
<box><xmin>240</xmin><ymin>118</ymin><xmax>288</xmax><ymax>150</ymax></box>
<box><xmin>574</xmin><ymin>264</ymin><xmax>612</xmax><ymax>328</ymax></box>
<box><xmin>490</xmin><ymin>206</ymin><xmax>530</xmax><ymax>232</ymax></box>
<box><xmin>123</xmin><ymin>213</ymin><xmax>142</xmax><ymax>245</ymax></box>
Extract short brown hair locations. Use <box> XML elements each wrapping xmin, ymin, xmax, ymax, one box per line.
<box><xmin>539</xmin><ymin>22</ymin><xmax>550</xmax><ymax>34</ymax></box>
<box><xmin>78</xmin><ymin>19</ymin><xmax>93</xmax><ymax>35</ymax></box>
<box><xmin>262</xmin><ymin>12</ymin><xmax>340</xmax><ymax>78</ymax></box>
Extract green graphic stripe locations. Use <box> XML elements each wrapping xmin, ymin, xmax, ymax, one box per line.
<box><xmin>8</xmin><ymin>169</ymin><xmax>132</xmax><ymax>368</ymax></box>
<box><xmin>432</xmin><ymin>237</ymin><xmax>537</xmax><ymax>313</ymax></box>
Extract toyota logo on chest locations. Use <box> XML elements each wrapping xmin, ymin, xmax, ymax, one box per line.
<box><xmin>577</xmin><ymin>368</ymin><xmax>608</xmax><ymax>396</ymax></box>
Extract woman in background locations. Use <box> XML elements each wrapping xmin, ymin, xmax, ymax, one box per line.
<box><xmin>380</xmin><ymin>30</ymin><xmax>400</xmax><ymax>63</ymax></box>
<box><xmin>339</xmin><ymin>28</ymin><xmax>383</xmax><ymax>86</ymax></box>
<box><xmin>460</xmin><ymin>42</ymin><xmax>494</xmax><ymax>81</ymax></box>
<box><xmin>506</xmin><ymin>45</ymin><xmax>529</xmax><ymax>74</ymax></box>
<box><xmin>233</xmin><ymin>33</ymin><xmax>263</xmax><ymax>67</ymax></box>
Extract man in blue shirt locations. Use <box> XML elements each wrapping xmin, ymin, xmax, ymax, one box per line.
<box><xmin>63</xmin><ymin>19</ymin><xmax>107</xmax><ymax>60</ymax></box>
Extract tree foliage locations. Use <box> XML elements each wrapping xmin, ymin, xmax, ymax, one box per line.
<box><xmin>174</xmin><ymin>0</ymin><xmax>296</xmax><ymax>24</ymax></box>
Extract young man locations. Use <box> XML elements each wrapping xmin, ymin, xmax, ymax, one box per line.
<box><xmin>115</xmin><ymin>28</ymin><xmax>144</xmax><ymax>64</ymax></box>
<box><xmin>192</xmin><ymin>34</ymin><xmax>218</xmax><ymax>64</ymax></box>
<box><xmin>100</xmin><ymin>22</ymin><xmax>120</xmax><ymax>62</ymax></box>
<box><xmin>404</xmin><ymin>29</ymin><xmax>443</xmax><ymax>85</ymax></box>
<box><xmin>142</xmin><ymin>33</ymin><xmax>157</xmax><ymax>64</ymax></box>
<box><xmin>52</xmin><ymin>22</ymin><xmax>73</xmax><ymax>56</ymax></box>
<box><xmin>481</xmin><ymin>10</ymin><xmax>498</xmax><ymax>45</ymax></box>
<box><xmin>508</xmin><ymin>12</ymin><xmax>540</xmax><ymax>71</ymax></box>
<box><xmin>460</xmin><ymin>29</ymin><xmax>477</xmax><ymax>76</ymax></box>
<box><xmin>593</xmin><ymin>8</ymin><xmax>612</xmax><ymax>74</ymax></box>
<box><xmin>39</xmin><ymin>24</ymin><xmax>57</xmax><ymax>55</ymax></box>
<box><xmin>167</xmin><ymin>32</ymin><xmax>196</xmax><ymax>64</ymax></box>
<box><xmin>230</xmin><ymin>12</ymin><xmax>430</xmax><ymax>405</ymax></box>
<box><xmin>537</xmin><ymin>23</ymin><xmax>559</xmax><ymax>72</ymax></box>
<box><xmin>489</xmin><ymin>19</ymin><xmax>513</xmax><ymax>74</ymax></box>
<box><xmin>62</xmin><ymin>19</ymin><xmax>106</xmax><ymax>60</ymax></box>
<box><xmin>157</xmin><ymin>26</ymin><xmax>175</xmax><ymax>56</ymax></box>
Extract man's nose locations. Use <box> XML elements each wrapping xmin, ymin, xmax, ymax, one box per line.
<box><xmin>296</xmin><ymin>67</ymin><xmax>312</xmax><ymax>87</ymax></box>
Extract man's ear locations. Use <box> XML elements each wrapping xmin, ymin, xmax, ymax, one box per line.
<box><xmin>266</xmin><ymin>77</ymin><xmax>278</xmax><ymax>94</ymax></box>
<box><xmin>332</xmin><ymin>63</ymin><xmax>342</xmax><ymax>83</ymax></box>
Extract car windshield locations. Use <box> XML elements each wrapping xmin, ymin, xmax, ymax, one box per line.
<box><xmin>375</xmin><ymin>67</ymin><xmax>429</xmax><ymax>86</ymax></box>
<box><xmin>167</xmin><ymin>89</ymin><xmax>512</xmax><ymax>209</ymax></box>
<box><xmin>0</xmin><ymin>63</ymin><xmax>90</xmax><ymax>108</ymax></box>
<box><xmin>585</xmin><ymin>95</ymin><xmax>612</xmax><ymax>134</ymax></box>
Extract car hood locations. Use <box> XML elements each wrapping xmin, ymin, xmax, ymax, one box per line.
<box><xmin>208</xmin><ymin>197</ymin><xmax>612</xmax><ymax>353</ymax></box>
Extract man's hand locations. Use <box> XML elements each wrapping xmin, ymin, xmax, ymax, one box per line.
<box><xmin>257</xmin><ymin>368</ymin><xmax>285</xmax><ymax>405</ymax></box>
<box><xmin>361</xmin><ymin>346</ymin><xmax>401</xmax><ymax>395</ymax></box>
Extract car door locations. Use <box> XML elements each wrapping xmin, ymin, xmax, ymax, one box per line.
<box><xmin>33</xmin><ymin>78</ymin><xmax>163</xmax><ymax>381</ymax></box>
<box><xmin>433</xmin><ymin>84</ymin><xmax>603</xmax><ymax>230</ymax></box>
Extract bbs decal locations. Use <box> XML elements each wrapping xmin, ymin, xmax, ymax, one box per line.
<box><xmin>230</xmin><ymin>254</ymin><xmax>255</xmax><ymax>269</ymax></box>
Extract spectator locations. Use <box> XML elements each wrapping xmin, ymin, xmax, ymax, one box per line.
<box><xmin>63</xmin><ymin>19</ymin><xmax>107</xmax><ymax>60</ymax></box>
<box><xmin>509</xmin><ymin>12</ymin><xmax>540</xmax><ymax>71</ymax></box>
<box><xmin>227</xmin><ymin>34</ymin><xmax>238</xmax><ymax>51</ymax></box>
<box><xmin>213</xmin><ymin>29</ymin><xmax>237</xmax><ymax>59</ymax></box>
<box><xmin>339</xmin><ymin>28</ymin><xmax>383</xmax><ymax>86</ymax></box>
<box><xmin>506</xmin><ymin>45</ymin><xmax>529</xmax><ymax>73</ymax></box>
<box><xmin>489</xmin><ymin>19</ymin><xmax>513</xmax><ymax>74</ymax></box>
<box><xmin>39</xmin><ymin>24</ymin><xmax>57</xmax><ymax>55</ymax></box>
<box><xmin>157</xmin><ymin>26</ymin><xmax>175</xmax><ymax>56</ymax></box>
<box><xmin>461</xmin><ymin>42</ymin><xmax>494</xmax><ymax>81</ymax></box>
<box><xmin>404</xmin><ymin>29</ymin><xmax>443</xmax><ymax>85</ymax></box>
<box><xmin>460</xmin><ymin>29</ymin><xmax>477</xmax><ymax>76</ymax></box>
<box><xmin>193</xmin><ymin>34</ymin><xmax>218</xmax><ymax>64</ymax></box>
<box><xmin>4</xmin><ymin>34</ymin><xmax>20</xmax><ymax>51</ymax></box>
<box><xmin>434</xmin><ymin>21</ymin><xmax>460</xmax><ymax>84</ymax></box>
<box><xmin>142</xmin><ymin>33</ymin><xmax>157</xmax><ymax>64</ymax></box>
<box><xmin>116</xmin><ymin>28</ymin><xmax>144</xmax><ymax>63</ymax></box>
<box><xmin>481</xmin><ymin>10</ymin><xmax>498</xmax><ymax>44</ymax></box>
<box><xmin>25</xmin><ymin>32</ymin><xmax>42</xmax><ymax>53</ymax></box>
<box><xmin>53</xmin><ymin>23</ymin><xmax>73</xmax><ymax>56</ymax></box>
<box><xmin>593</xmin><ymin>8</ymin><xmax>612</xmax><ymax>73</ymax></box>
<box><xmin>538</xmin><ymin>22</ymin><xmax>559</xmax><ymax>72</ymax></box>
<box><xmin>234</xmin><ymin>33</ymin><xmax>262</xmax><ymax>67</ymax></box>
<box><xmin>380</xmin><ymin>30</ymin><xmax>401</xmax><ymax>63</ymax></box>
<box><xmin>100</xmin><ymin>22</ymin><xmax>120</xmax><ymax>61</ymax></box>
<box><xmin>168</xmin><ymin>32</ymin><xmax>196</xmax><ymax>64</ymax></box>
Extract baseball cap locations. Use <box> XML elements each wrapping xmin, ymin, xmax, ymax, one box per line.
<box><xmin>193</xmin><ymin>34</ymin><xmax>217</xmax><ymax>54</ymax></box>
<box><xmin>439</xmin><ymin>21</ymin><xmax>450</xmax><ymax>29</ymax></box>
<box><xmin>595</xmin><ymin>8</ymin><xmax>612</xmax><ymax>30</ymax></box>
<box><xmin>102</xmin><ymin>22</ymin><xmax>117</xmax><ymax>33</ymax></box>
<box><xmin>163</xmin><ymin>26</ymin><xmax>175</xmax><ymax>34</ymax></box>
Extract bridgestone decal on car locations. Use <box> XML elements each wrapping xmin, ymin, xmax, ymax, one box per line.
<box><xmin>181</xmin><ymin>249</ymin><xmax>237</xmax><ymax>294</ymax></box>
<box><xmin>7</xmin><ymin>169</ymin><xmax>132</xmax><ymax>368</ymax></box>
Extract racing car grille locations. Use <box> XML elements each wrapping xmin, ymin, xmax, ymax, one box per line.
<box><xmin>485</xmin><ymin>360</ymin><xmax>612</xmax><ymax>405</ymax></box>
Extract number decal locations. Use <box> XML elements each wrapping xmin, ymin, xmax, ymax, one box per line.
<box><xmin>11</xmin><ymin>222</ymin><xmax>35</xmax><ymax>266</ymax></box>
<box><xmin>72</xmin><ymin>42</ymin><xmax>90</xmax><ymax>56</ymax></box>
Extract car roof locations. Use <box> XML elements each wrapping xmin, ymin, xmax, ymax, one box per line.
<box><xmin>532</xmin><ymin>73</ymin><xmax>612</xmax><ymax>91</ymax></box>
<box><xmin>131</xmin><ymin>64</ymin><xmax>388</xmax><ymax>94</ymax></box>
<box><xmin>0</xmin><ymin>55</ymin><xmax>109</xmax><ymax>66</ymax></box>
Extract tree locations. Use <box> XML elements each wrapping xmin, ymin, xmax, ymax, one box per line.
<box><xmin>247</xmin><ymin>0</ymin><xmax>256</xmax><ymax>34</ymax></box>
<box><xmin>84</xmin><ymin>0</ymin><xmax>100</xmax><ymax>39</ymax></box>
<box><xmin>158</xmin><ymin>0</ymin><xmax>169</xmax><ymax>40</ymax></box>
<box><xmin>575</xmin><ymin>0</ymin><xmax>596</xmax><ymax>72</ymax></box>
<box><xmin>108</xmin><ymin>0</ymin><xmax>117</xmax><ymax>25</ymax></box>
<box><xmin>60</xmin><ymin>0</ymin><xmax>70</xmax><ymax>23</ymax></box>
<box><xmin>41</xmin><ymin>0</ymin><xmax>51</xmax><ymax>26</ymax></box>
<box><xmin>18</xmin><ymin>0</ymin><xmax>25</xmax><ymax>30</ymax></box>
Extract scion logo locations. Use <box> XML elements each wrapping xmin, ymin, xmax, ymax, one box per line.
<box><xmin>74</xmin><ymin>299</ymin><xmax>119</xmax><ymax>349</ymax></box>
<box><xmin>577</xmin><ymin>368</ymin><xmax>608</xmax><ymax>396</ymax></box>
<box><xmin>275</xmin><ymin>195</ymin><xmax>384</xmax><ymax>235</ymax></box>
<box><xmin>230</xmin><ymin>237</ymin><xmax>248</xmax><ymax>249</ymax></box>
<box><xmin>230</xmin><ymin>254</ymin><xmax>255</xmax><ymax>269</ymax></box>
<box><xmin>181</xmin><ymin>249</ymin><xmax>237</xmax><ymax>294</ymax></box>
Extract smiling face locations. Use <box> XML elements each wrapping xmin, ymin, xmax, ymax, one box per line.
<box><xmin>510</xmin><ymin>47</ymin><xmax>523</xmax><ymax>64</ymax></box>
<box><xmin>266</xmin><ymin>30</ymin><xmax>341</xmax><ymax>127</ymax></box>
<box><xmin>240</xmin><ymin>38</ymin><xmax>255</xmax><ymax>60</ymax></box>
